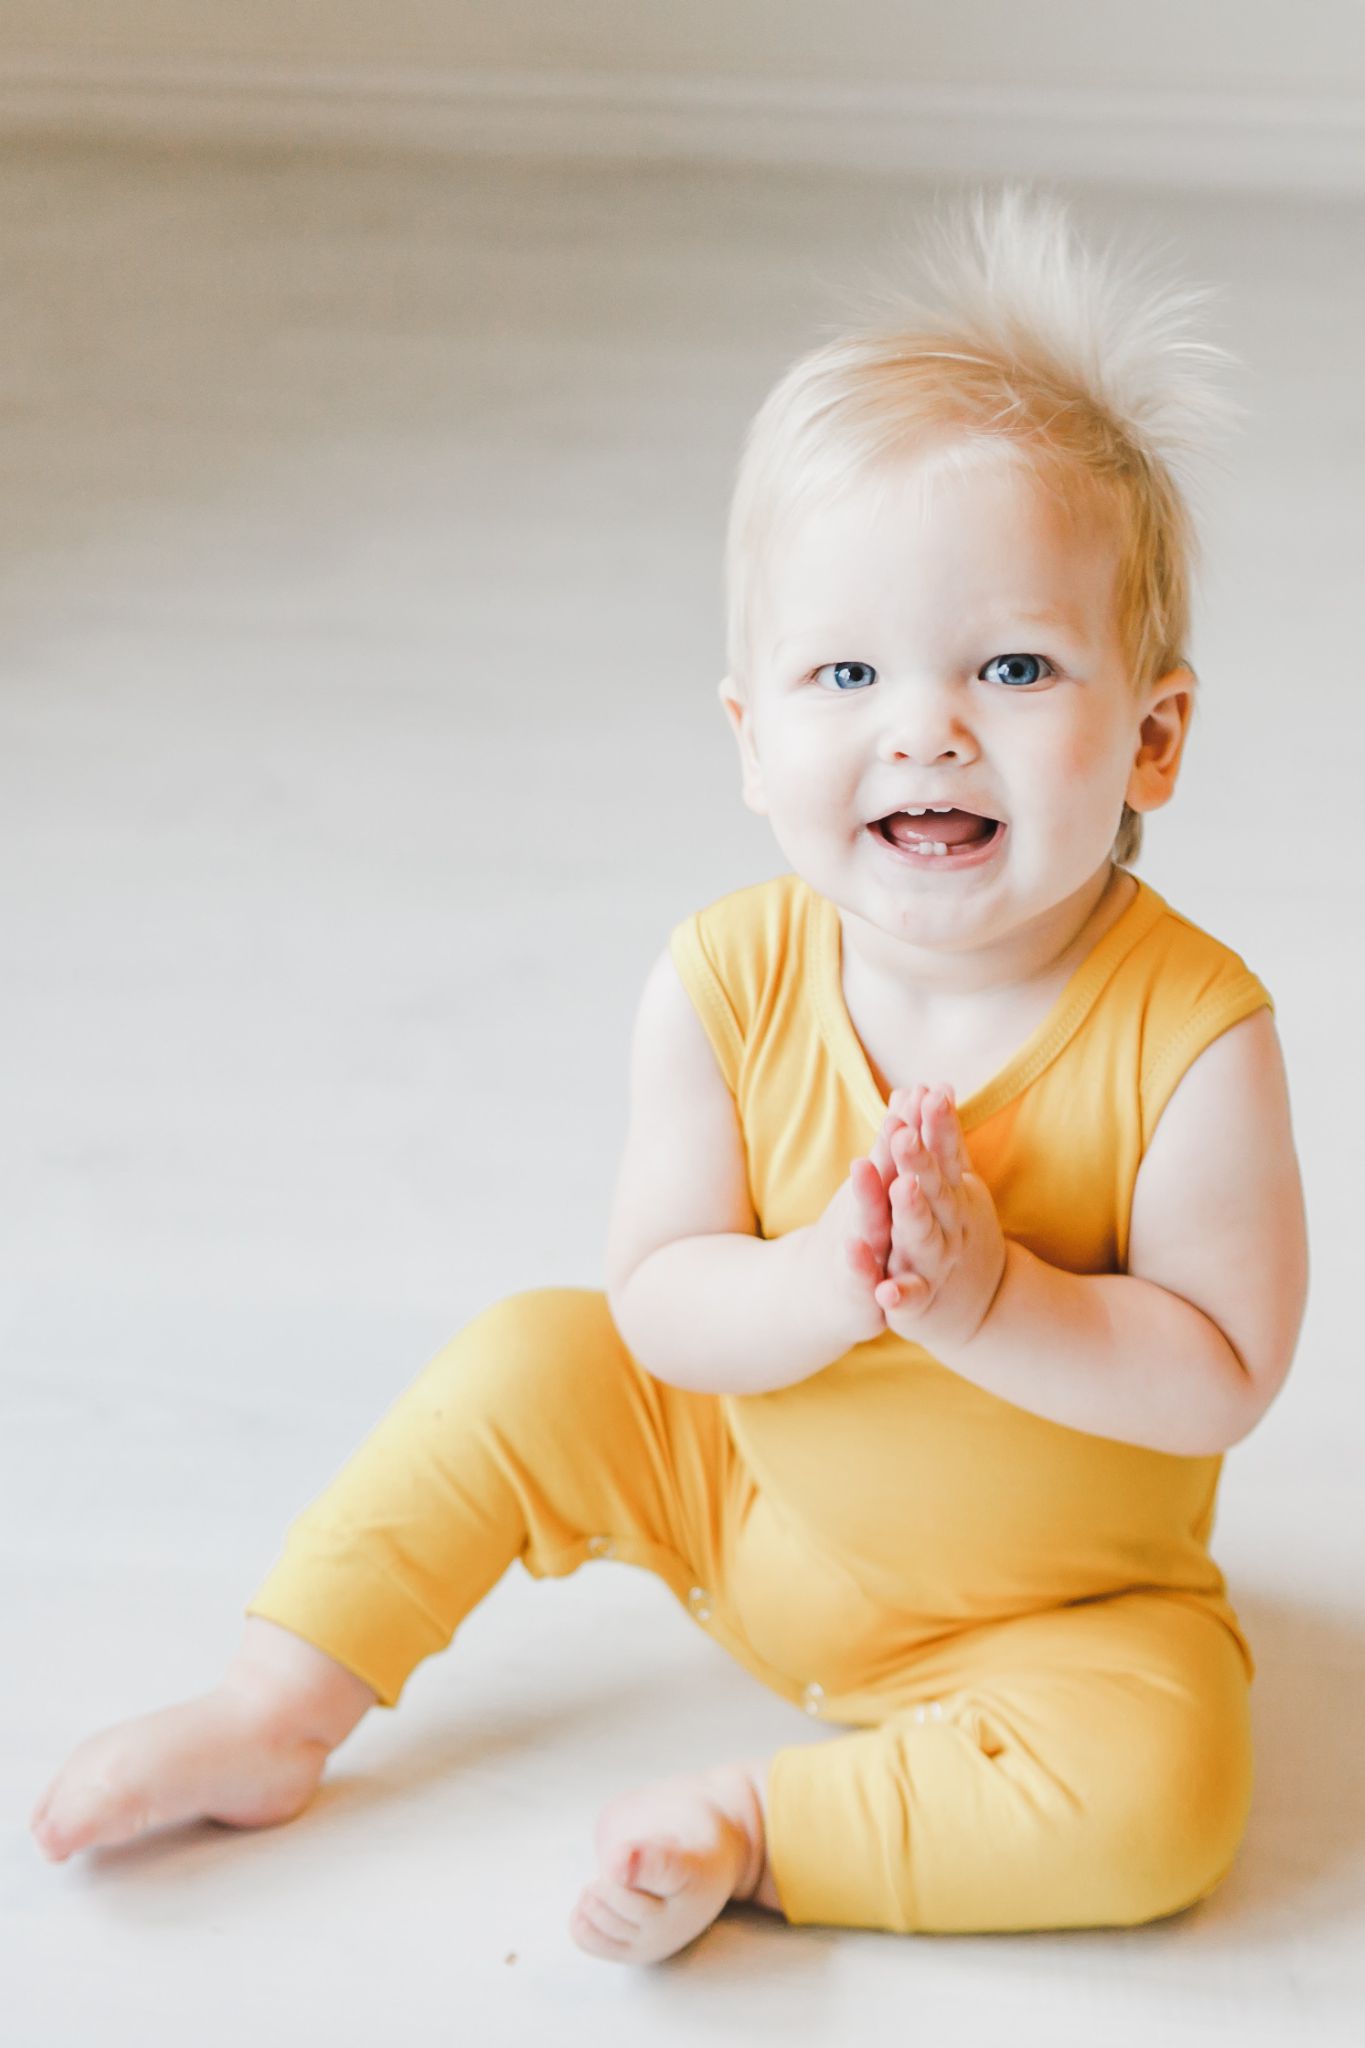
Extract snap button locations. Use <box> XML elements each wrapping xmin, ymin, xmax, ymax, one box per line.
<box><xmin>913</xmin><ymin>1706</ymin><xmax>927</xmax><ymax>1724</ymax></box>
<box><xmin>801</xmin><ymin>1681</ymin><xmax>825</xmax><ymax>1715</ymax></box>
<box><xmin>930</xmin><ymin>1700</ymin><xmax>944</xmax><ymax>1720</ymax></box>
<box><xmin>687</xmin><ymin>1586</ymin><xmax>712</xmax><ymax>1622</ymax></box>
<box><xmin>586</xmin><ymin>1536</ymin><xmax>614</xmax><ymax>1558</ymax></box>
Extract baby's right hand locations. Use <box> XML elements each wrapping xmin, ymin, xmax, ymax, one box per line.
<box><xmin>809</xmin><ymin>1111</ymin><xmax>909</xmax><ymax>1347</ymax></box>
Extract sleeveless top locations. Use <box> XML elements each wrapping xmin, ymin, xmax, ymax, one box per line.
<box><xmin>668</xmin><ymin>870</ymin><xmax>1273</xmax><ymax>1681</ymax></box>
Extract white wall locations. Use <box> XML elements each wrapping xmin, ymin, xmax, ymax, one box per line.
<box><xmin>2</xmin><ymin>0</ymin><xmax>1363</xmax><ymax>96</ymax></box>
<box><xmin>3</xmin><ymin>2</ymin><xmax>1362</xmax><ymax>194</ymax></box>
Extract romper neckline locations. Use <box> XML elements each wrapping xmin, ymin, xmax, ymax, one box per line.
<box><xmin>805</xmin><ymin>872</ymin><xmax>1168</xmax><ymax>1134</ymax></box>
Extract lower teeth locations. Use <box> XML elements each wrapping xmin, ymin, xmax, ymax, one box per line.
<box><xmin>882</xmin><ymin>835</ymin><xmax>951</xmax><ymax>855</ymax></box>
<box><xmin>882</xmin><ymin>822</ymin><xmax>999</xmax><ymax>857</ymax></box>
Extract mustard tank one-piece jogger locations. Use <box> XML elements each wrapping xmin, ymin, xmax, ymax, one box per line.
<box><xmin>246</xmin><ymin>872</ymin><xmax>1272</xmax><ymax>1935</ymax></box>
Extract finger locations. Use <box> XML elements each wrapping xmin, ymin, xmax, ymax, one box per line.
<box><xmin>844</xmin><ymin>1235</ymin><xmax>874</xmax><ymax>1278</ymax></box>
<box><xmin>879</xmin><ymin>1132</ymin><xmax>926</xmax><ymax>1269</ymax></box>
<box><xmin>868</xmin><ymin>1116</ymin><xmax>906</xmax><ymax>1195</ymax></box>
<box><xmin>923</xmin><ymin>1086</ymin><xmax>966</xmax><ymax>1189</ymax></box>
<box><xmin>849</xmin><ymin>1159</ymin><xmax>892</xmax><ymax>1262</ymax></box>
<box><xmin>887</xmin><ymin>1177</ymin><xmax>945</xmax><ymax>1295</ymax></box>
<box><xmin>847</xmin><ymin>1236</ymin><xmax>890</xmax><ymax>1298</ymax></box>
<box><xmin>889</xmin><ymin>1084</ymin><xmax>929</xmax><ymax>1137</ymax></box>
<box><xmin>891</xmin><ymin>1118</ymin><xmax>944</xmax><ymax>1203</ymax></box>
<box><xmin>891</xmin><ymin>1171</ymin><xmax>942</xmax><ymax>1247</ymax></box>
<box><xmin>900</xmin><ymin>1134</ymin><xmax>962</xmax><ymax>1247</ymax></box>
<box><xmin>851</xmin><ymin>1156</ymin><xmax>891</xmax><ymax>1217</ymax></box>
<box><xmin>876</xmin><ymin>1270</ymin><xmax>928</xmax><ymax>1312</ymax></box>
<box><xmin>894</xmin><ymin>1114</ymin><xmax>965</xmax><ymax>1246</ymax></box>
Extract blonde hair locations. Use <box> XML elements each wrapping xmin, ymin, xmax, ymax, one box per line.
<box><xmin>724</xmin><ymin>183</ymin><xmax>1246</xmax><ymax>867</ymax></box>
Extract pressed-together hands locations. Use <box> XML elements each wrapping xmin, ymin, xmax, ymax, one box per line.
<box><xmin>814</xmin><ymin>1084</ymin><xmax>1008</xmax><ymax>1354</ymax></box>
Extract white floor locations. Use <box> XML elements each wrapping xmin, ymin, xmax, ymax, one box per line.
<box><xmin>3</xmin><ymin>134</ymin><xmax>1362</xmax><ymax>2044</ymax></box>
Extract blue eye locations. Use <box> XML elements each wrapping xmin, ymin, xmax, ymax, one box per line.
<box><xmin>982</xmin><ymin>653</ymin><xmax>1054</xmax><ymax>687</ymax></box>
<box><xmin>812</xmin><ymin>661</ymin><xmax>877</xmax><ymax>691</ymax></box>
<box><xmin>811</xmin><ymin>652</ymin><xmax>1056</xmax><ymax>692</ymax></box>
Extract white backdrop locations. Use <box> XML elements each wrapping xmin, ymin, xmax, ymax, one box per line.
<box><xmin>1</xmin><ymin>1</ymin><xmax>1362</xmax><ymax>193</ymax></box>
<box><xmin>3</xmin><ymin>16</ymin><xmax>1362</xmax><ymax>2045</ymax></box>
<box><xmin>1</xmin><ymin>0</ymin><xmax>1362</xmax><ymax>94</ymax></box>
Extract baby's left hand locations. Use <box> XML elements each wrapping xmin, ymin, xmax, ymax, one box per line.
<box><xmin>873</xmin><ymin>1084</ymin><xmax>1008</xmax><ymax>1353</ymax></box>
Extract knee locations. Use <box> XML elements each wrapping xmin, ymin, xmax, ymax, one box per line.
<box><xmin>1100</xmin><ymin>1690</ymin><xmax>1254</xmax><ymax>1925</ymax></box>
<box><xmin>418</xmin><ymin>1286</ymin><xmax>625</xmax><ymax>1407</ymax></box>
<box><xmin>460</xmin><ymin>1285</ymin><xmax>615</xmax><ymax>1362</ymax></box>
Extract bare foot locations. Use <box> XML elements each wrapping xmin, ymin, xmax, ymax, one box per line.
<box><xmin>29</xmin><ymin>1687</ymin><xmax>328</xmax><ymax>1863</ymax></box>
<box><xmin>569</xmin><ymin>1764</ymin><xmax>768</xmax><ymax>1965</ymax></box>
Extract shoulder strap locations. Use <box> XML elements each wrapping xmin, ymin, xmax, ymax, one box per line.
<box><xmin>667</xmin><ymin>874</ymin><xmax>800</xmax><ymax>1097</ymax></box>
<box><xmin>1137</xmin><ymin>907</ymin><xmax>1274</xmax><ymax>1147</ymax></box>
<box><xmin>669</xmin><ymin>908</ymin><xmax>746</xmax><ymax>1093</ymax></box>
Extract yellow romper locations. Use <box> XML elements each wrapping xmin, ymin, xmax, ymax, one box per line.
<box><xmin>245</xmin><ymin>870</ymin><xmax>1273</xmax><ymax>1935</ymax></box>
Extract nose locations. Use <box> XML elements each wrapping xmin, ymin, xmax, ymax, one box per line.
<box><xmin>875</xmin><ymin>678</ymin><xmax>978</xmax><ymax>765</ymax></box>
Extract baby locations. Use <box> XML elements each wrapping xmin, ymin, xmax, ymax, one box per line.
<box><xmin>31</xmin><ymin>184</ymin><xmax>1309</xmax><ymax>1964</ymax></box>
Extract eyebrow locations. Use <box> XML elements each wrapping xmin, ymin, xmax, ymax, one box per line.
<box><xmin>997</xmin><ymin>608</ymin><xmax>1084</xmax><ymax>632</ymax></box>
<box><xmin>776</xmin><ymin>608</ymin><xmax>1083</xmax><ymax>650</ymax></box>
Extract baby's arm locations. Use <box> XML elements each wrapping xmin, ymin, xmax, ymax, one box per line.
<box><xmin>610</xmin><ymin>1231</ymin><xmax>853</xmax><ymax>1395</ymax></box>
<box><xmin>609</xmin><ymin>1117</ymin><xmax>903</xmax><ymax>1396</ymax></box>
<box><xmin>605</xmin><ymin>943</ymin><xmax>902</xmax><ymax>1395</ymax></box>
<box><xmin>873</xmin><ymin>1012</ymin><xmax>1307</xmax><ymax>1455</ymax></box>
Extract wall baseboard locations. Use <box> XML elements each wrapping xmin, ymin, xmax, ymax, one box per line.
<box><xmin>2</xmin><ymin>56</ymin><xmax>1362</xmax><ymax>195</ymax></box>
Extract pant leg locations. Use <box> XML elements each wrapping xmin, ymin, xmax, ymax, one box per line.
<box><xmin>244</xmin><ymin>1287</ymin><xmax>748</xmax><ymax>1709</ymax></box>
<box><xmin>763</xmin><ymin>1592</ymin><xmax>1254</xmax><ymax>1934</ymax></box>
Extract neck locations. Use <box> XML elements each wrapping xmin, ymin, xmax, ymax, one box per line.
<box><xmin>839</xmin><ymin>861</ymin><xmax>1130</xmax><ymax>1016</ymax></box>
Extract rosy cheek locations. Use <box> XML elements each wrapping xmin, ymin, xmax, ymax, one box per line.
<box><xmin>1055</xmin><ymin>729</ymin><xmax>1122</xmax><ymax>802</ymax></box>
<box><xmin>1056</xmin><ymin>716</ymin><xmax>1102</xmax><ymax>765</ymax></box>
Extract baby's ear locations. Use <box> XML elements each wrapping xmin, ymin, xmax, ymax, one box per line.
<box><xmin>717</xmin><ymin>672</ymin><xmax>747</xmax><ymax>725</ymax></box>
<box><xmin>717</xmin><ymin>675</ymin><xmax>769</xmax><ymax>816</ymax></box>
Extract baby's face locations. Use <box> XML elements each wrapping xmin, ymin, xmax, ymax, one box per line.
<box><xmin>720</xmin><ymin>445</ymin><xmax>1187</xmax><ymax>958</ymax></box>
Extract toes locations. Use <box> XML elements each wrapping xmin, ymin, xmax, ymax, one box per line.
<box><xmin>31</xmin><ymin>1794</ymin><xmax>83</xmax><ymax>1862</ymax></box>
<box><xmin>606</xmin><ymin>1834</ymin><xmax>688</xmax><ymax>1899</ymax></box>
<box><xmin>621</xmin><ymin>1839</ymin><xmax>691</xmax><ymax>1900</ymax></box>
<box><xmin>580</xmin><ymin>1883</ymin><xmax>643</xmax><ymax>1941</ymax></box>
<box><xmin>31</xmin><ymin>1819</ymin><xmax>68</xmax><ymax>1863</ymax></box>
<box><xmin>574</xmin><ymin>1833</ymin><xmax>735</xmax><ymax>1966</ymax></box>
<box><xmin>32</xmin><ymin>1781</ymin><xmax>144</xmax><ymax>1862</ymax></box>
<box><xmin>568</xmin><ymin>1901</ymin><xmax>631</xmax><ymax>1958</ymax></box>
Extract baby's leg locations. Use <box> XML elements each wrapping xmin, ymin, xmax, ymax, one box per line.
<box><xmin>33</xmin><ymin>1286</ymin><xmax>739</xmax><ymax>1880</ymax></box>
<box><xmin>30</xmin><ymin>1614</ymin><xmax>376</xmax><ymax>1863</ymax></box>
<box><xmin>760</xmin><ymin>1595</ymin><xmax>1253</xmax><ymax>1934</ymax></box>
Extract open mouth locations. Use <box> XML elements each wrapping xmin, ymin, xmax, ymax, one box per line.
<box><xmin>867</xmin><ymin>810</ymin><xmax>1006</xmax><ymax>868</ymax></box>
